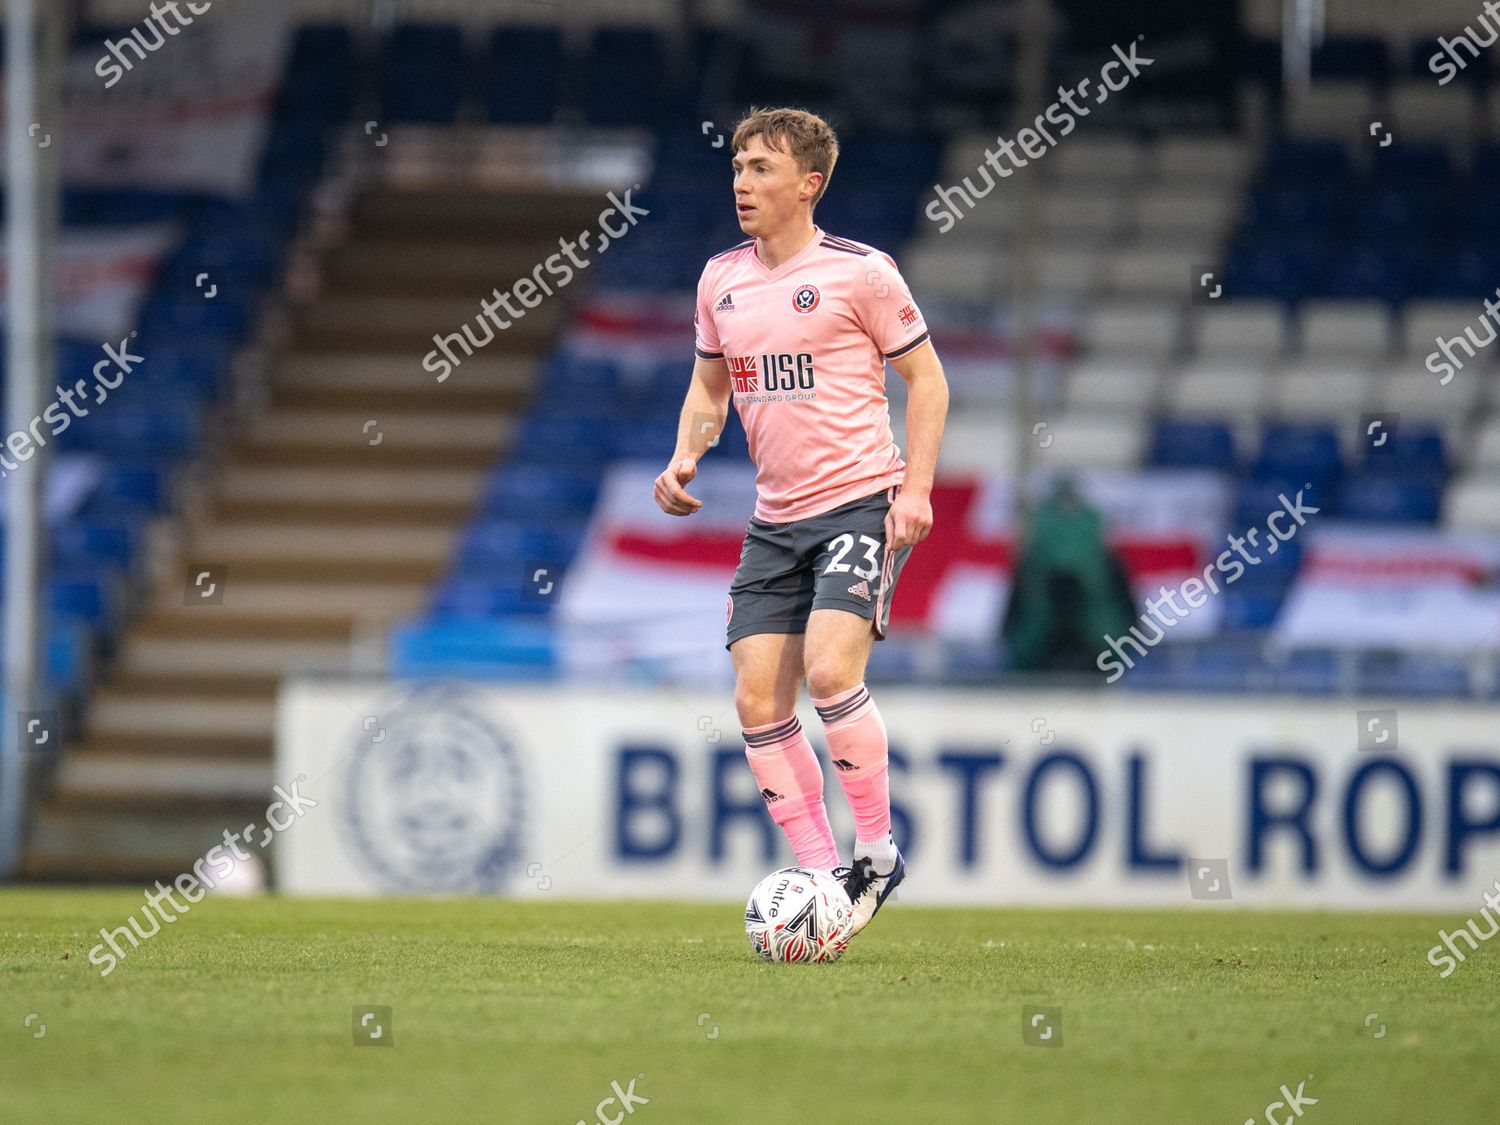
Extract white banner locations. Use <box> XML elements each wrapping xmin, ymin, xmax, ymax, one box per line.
<box><xmin>1274</xmin><ymin>528</ymin><xmax>1500</xmax><ymax>653</ymax></box>
<box><xmin>21</xmin><ymin>8</ymin><xmax>294</xmax><ymax>196</ymax></box>
<box><xmin>276</xmin><ymin>680</ymin><xmax>1500</xmax><ymax>910</ymax></box>
<box><xmin>0</xmin><ymin>224</ymin><xmax>177</xmax><ymax>339</ymax></box>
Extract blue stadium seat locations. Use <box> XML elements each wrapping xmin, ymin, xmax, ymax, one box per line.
<box><xmin>1420</xmin><ymin>245</ymin><xmax>1500</xmax><ymax>298</ymax></box>
<box><xmin>1253</xmin><ymin>424</ymin><xmax>1344</xmax><ymax>488</ymax></box>
<box><xmin>1337</xmin><ymin>474</ymin><xmax>1442</xmax><ymax>524</ymax></box>
<box><xmin>583</xmin><ymin>26</ymin><xmax>665</xmax><ymax>126</ymax></box>
<box><xmin>1264</xmin><ymin>140</ymin><xmax>1353</xmax><ymax>185</ymax></box>
<box><xmin>1362</xmin><ymin>423</ymin><xmax>1447</xmax><ymax>480</ymax></box>
<box><xmin>52</xmin><ymin>520</ymin><xmax>138</xmax><ymax>572</ymax></box>
<box><xmin>428</xmin><ymin>578</ymin><xmax>553</xmax><ymax>617</ymax></box>
<box><xmin>1408</xmin><ymin>36</ymin><xmax>1492</xmax><ymax>85</ymax></box>
<box><xmin>383</xmin><ymin>23</ymin><xmax>466</xmax><ymax>124</ymax></box>
<box><xmin>1149</xmin><ymin>419</ymin><xmax>1237</xmax><ymax>471</ymax></box>
<box><xmin>1265</xmin><ymin>648</ymin><xmax>1342</xmax><ymax>694</ymax></box>
<box><xmin>1219</xmin><ymin>587</ymin><xmax>1286</xmax><ymax>631</ymax></box>
<box><xmin>50</xmin><ymin>572</ymin><xmax>118</xmax><ymax>629</ymax></box>
<box><xmin>452</xmin><ymin>519</ymin><xmax>589</xmax><ymax>573</ymax></box>
<box><xmin>483</xmin><ymin>465</ymin><xmax>600</xmax><ymax>518</ymax></box>
<box><xmin>1226</xmin><ymin>245</ymin><xmax>1323</xmax><ymax>301</ymax></box>
<box><xmin>510</xmin><ymin>413</ymin><xmax>620</xmax><ymax>466</ymax></box>
<box><xmin>57</xmin><ymin>403</ymin><xmax>200</xmax><ymax>461</ymax></box>
<box><xmin>78</xmin><ymin>463</ymin><xmax>168</xmax><ymax>519</ymax></box>
<box><xmin>1232</xmin><ymin>477</ymin><xmax>1333</xmax><ymax>531</ymax></box>
<box><xmin>390</xmin><ymin>616</ymin><xmax>557</xmax><ymax>679</ymax></box>
<box><xmin>487</xmin><ymin>25</ymin><xmax>565</xmax><ymax>124</ymax></box>
<box><xmin>1320</xmin><ymin>246</ymin><xmax>1420</xmax><ymax>303</ymax></box>
<box><xmin>1311</xmin><ymin>35</ymin><xmax>1390</xmax><ymax>82</ymax></box>
<box><xmin>1473</xmin><ymin>145</ymin><xmax>1500</xmax><ymax>186</ymax></box>
<box><xmin>1369</xmin><ymin>143</ymin><xmax>1454</xmax><ymax>187</ymax></box>
<box><xmin>1245</xmin><ymin>186</ymin><xmax>1340</xmax><ymax>236</ymax></box>
<box><xmin>1353</xmin><ymin>190</ymin><xmax>1439</xmax><ymax>243</ymax></box>
<box><xmin>1357</xmin><ymin>651</ymin><xmax>1475</xmax><ymax>697</ymax></box>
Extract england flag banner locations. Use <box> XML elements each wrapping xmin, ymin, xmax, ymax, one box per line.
<box><xmin>33</xmin><ymin>9</ymin><xmax>293</xmax><ymax>197</ymax></box>
<box><xmin>0</xmin><ymin>224</ymin><xmax>177</xmax><ymax>340</ymax></box>
<box><xmin>1273</xmin><ymin>528</ymin><xmax>1500</xmax><ymax>654</ymax></box>
<box><xmin>558</xmin><ymin>462</ymin><xmax>1232</xmax><ymax>679</ymax></box>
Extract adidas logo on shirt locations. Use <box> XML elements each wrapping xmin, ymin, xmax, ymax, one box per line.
<box><xmin>760</xmin><ymin>787</ymin><xmax>783</xmax><ymax>804</ymax></box>
<box><xmin>715</xmin><ymin>292</ymin><xmax>736</xmax><ymax>312</ymax></box>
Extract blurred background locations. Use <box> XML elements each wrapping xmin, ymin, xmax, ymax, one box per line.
<box><xmin>3</xmin><ymin>0</ymin><xmax>1498</xmax><ymax>908</ymax></box>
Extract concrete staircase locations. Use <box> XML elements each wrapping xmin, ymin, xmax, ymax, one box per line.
<box><xmin>22</xmin><ymin>187</ymin><xmax>604</xmax><ymax>881</ymax></box>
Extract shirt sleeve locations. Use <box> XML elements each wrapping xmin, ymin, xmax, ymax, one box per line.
<box><xmin>694</xmin><ymin>267</ymin><xmax>723</xmax><ymax>360</ymax></box>
<box><xmin>854</xmin><ymin>253</ymin><xmax>930</xmax><ymax>360</ymax></box>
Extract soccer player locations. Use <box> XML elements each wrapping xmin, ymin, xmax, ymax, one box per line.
<box><xmin>652</xmin><ymin>107</ymin><xmax>949</xmax><ymax>936</ymax></box>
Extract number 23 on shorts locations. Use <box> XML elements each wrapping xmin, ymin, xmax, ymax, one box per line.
<box><xmin>822</xmin><ymin>533</ymin><xmax>882</xmax><ymax>580</ymax></box>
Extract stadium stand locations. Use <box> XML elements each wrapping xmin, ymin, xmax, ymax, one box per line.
<box><xmin>19</xmin><ymin>5</ymin><xmax>1500</xmax><ymax>880</ymax></box>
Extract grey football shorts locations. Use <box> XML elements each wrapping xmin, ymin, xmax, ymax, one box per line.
<box><xmin>725</xmin><ymin>485</ymin><xmax>914</xmax><ymax>648</ymax></box>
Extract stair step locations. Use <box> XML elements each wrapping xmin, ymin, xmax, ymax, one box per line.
<box><xmin>274</xmin><ymin>352</ymin><xmax>536</xmax><ymax>392</ymax></box>
<box><xmin>211</xmin><ymin>498</ymin><xmax>471</xmax><ymax>525</ymax></box>
<box><xmin>228</xmin><ymin>444</ymin><xmax>496</xmax><ymax>471</ymax></box>
<box><xmin>54</xmin><ymin>752</ymin><xmax>273</xmax><ymax>804</ymax></box>
<box><xmin>176</xmin><ymin>556</ymin><xmax>439</xmax><ymax>584</ymax></box>
<box><xmin>186</xmin><ymin>522</ymin><xmax>453</xmax><ymax>564</ymax></box>
<box><xmin>215</xmin><ymin>465</ymin><xmax>484</xmax><ymax>506</ymax></box>
<box><xmin>351</xmin><ymin>188</ymin><xmax>609</xmax><ymax>234</ymax></box>
<box><xmin>149</xmin><ymin>580</ymin><xmax>425</xmax><ymax>619</ymax></box>
<box><xmin>244</xmin><ymin>410</ymin><xmax>513</xmax><ymax>451</ymax></box>
<box><xmin>296</xmin><ymin>296</ymin><xmax>560</xmax><ymax>353</ymax></box>
<box><xmin>109</xmin><ymin>672</ymin><xmax>281</xmax><ymax>697</ymax></box>
<box><xmin>134</xmin><ymin>613</ymin><xmax>355</xmax><ymax>641</ymax></box>
<box><xmin>90</xmin><ymin>692</ymin><xmax>277</xmax><ymax>739</ymax></box>
<box><xmin>23</xmin><ymin>181</ymin><xmax>594</xmax><ymax>884</ymax></box>
<box><xmin>21</xmin><ymin>804</ymin><xmax>268</xmax><ymax>882</ymax></box>
<box><xmin>269</xmin><ymin>386</ymin><xmax>526</xmax><ymax>413</ymax></box>
<box><xmin>120</xmin><ymin>634</ymin><xmax>354</xmax><ymax>678</ymax></box>
<box><xmin>60</xmin><ymin>734</ymin><xmax>270</xmax><ymax>760</ymax></box>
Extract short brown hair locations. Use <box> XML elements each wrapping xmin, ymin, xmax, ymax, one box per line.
<box><xmin>731</xmin><ymin>106</ymin><xmax>839</xmax><ymax>205</ymax></box>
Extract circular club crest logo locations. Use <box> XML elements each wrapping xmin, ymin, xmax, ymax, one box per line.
<box><xmin>792</xmin><ymin>284</ymin><xmax>820</xmax><ymax>314</ymax></box>
<box><xmin>339</xmin><ymin>684</ymin><xmax>526</xmax><ymax>892</ymax></box>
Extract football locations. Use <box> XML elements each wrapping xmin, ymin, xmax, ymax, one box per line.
<box><xmin>744</xmin><ymin>866</ymin><xmax>854</xmax><ymax>963</ymax></box>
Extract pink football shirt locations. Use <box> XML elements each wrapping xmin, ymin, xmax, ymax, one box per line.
<box><xmin>694</xmin><ymin>227</ymin><xmax>930</xmax><ymax>523</ymax></box>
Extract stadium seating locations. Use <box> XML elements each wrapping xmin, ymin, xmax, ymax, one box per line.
<box><xmin>394</xmin><ymin>30</ymin><xmax>1500</xmax><ymax>694</ymax></box>
<box><xmin>41</xmin><ymin>14</ymin><xmax>1456</xmax><ymax>701</ymax></box>
<box><xmin>0</xmin><ymin>19</ymin><xmax>346</xmax><ymax>719</ymax></box>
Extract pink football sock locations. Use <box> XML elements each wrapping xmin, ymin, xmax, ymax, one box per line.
<box><xmin>812</xmin><ymin>684</ymin><xmax>892</xmax><ymax>843</ymax></box>
<box><xmin>743</xmin><ymin>715</ymin><xmax>841</xmax><ymax>871</ymax></box>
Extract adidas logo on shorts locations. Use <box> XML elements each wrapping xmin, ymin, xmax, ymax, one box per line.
<box><xmin>715</xmin><ymin>292</ymin><xmax>735</xmax><ymax>311</ymax></box>
<box><xmin>847</xmin><ymin>579</ymin><xmax>871</xmax><ymax>600</ymax></box>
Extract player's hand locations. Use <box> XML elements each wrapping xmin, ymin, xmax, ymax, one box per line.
<box><xmin>885</xmin><ymin>488</ymin><xmax>932</xmax><ymax>550</ymax></box>
<box><xmin>653</xmin><ymin>457</ymin><xmax>703</xmax><ymax>516</ymax></box>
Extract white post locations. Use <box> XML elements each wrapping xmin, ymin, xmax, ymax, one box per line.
<box><xmin>1</xmin><ymin>0</ymin><xmax>62</xmax><ymax>880</ymax></box>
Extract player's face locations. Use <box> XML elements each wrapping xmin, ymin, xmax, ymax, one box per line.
<box><xmin>732</xmin><ymin>135</ymin><xmax>818</xmax><ymax>236</ymax></box>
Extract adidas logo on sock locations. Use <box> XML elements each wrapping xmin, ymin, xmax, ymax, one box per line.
<box><xmin>760</xmin><ymin>787</ymin><xmax>783</xmax><ymax>803</ymax></box>
<box><xmin>833</xmin><ymin>758</ymin><xmax>857</xmax><ymax>772</ymax></box>
<box><xmin>847</xmin><ymin>580</ymin><xmax>871</xmax><ymax>600</ymax></box>
<box><xmin>716</xmin><ymin>292</ymin><xmax>736</xmax><ymax>311</ymax></box>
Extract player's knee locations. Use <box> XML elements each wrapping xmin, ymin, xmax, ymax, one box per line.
<box><xmin>805</xmin><ymin>656</ymin><xmax>857</xmax><ymax>700</ymax></box>
<box><xmin>734</xmin><ymin>680</ymin><xmax>783</xmax><ymax>727</ymax></box>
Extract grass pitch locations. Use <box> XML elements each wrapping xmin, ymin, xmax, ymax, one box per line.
<box><xmin>2</xmin><ymin>890</ymin><xmax>1496</xmax><ymax>1123</ymax></box>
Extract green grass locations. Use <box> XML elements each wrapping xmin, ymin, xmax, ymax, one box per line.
<box><xmin>2</xmin><ymin>890</ymin><xmax>1496</xmax><ymax>1123</ymax></box>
